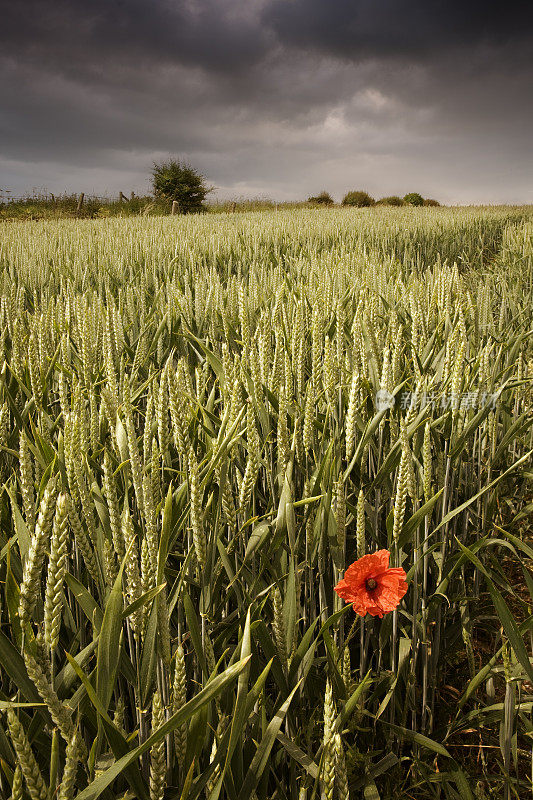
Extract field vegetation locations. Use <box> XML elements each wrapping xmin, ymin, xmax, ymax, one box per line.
<box><xmin>0</xmin><ymin>206</ymin><xmax>532</xmax><ymax>799</ymax></box>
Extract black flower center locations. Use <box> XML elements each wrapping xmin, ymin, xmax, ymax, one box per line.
<box><xmin>365</xmin><ymin>578</ymin><xmax>377</xmax><ymax>591</ymax></box>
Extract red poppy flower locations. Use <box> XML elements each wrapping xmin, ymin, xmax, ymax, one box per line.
<box><xmin>334</xmin><ymin>550</ymin><xmax>408</xmax><ymax>618</ymax></box>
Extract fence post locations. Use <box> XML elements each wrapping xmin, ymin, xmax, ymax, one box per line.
<box><xmin>76</xmin><ymin>193</ymin><xmax>84</xmax><ymax>212</ymax></box>
<box><xmin>171</xmin><ymin>200</ymin><xmax>179</xmax><ymax>215</ymax></box>
<box><xmin>130</xmin><ymin>191</ymin><xmax>135</xmax><ymax>200</ymax></box>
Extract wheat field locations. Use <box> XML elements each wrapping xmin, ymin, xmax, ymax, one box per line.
<box><xmin>0</xmin><ymin>206</ymin><xmax>532</xmax><ymax>799</ymax></box>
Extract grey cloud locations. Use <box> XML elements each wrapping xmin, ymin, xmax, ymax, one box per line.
<box><xmin>0</xmin><ymin>0</ymin><xmax>531</xmax><ymax>203</ymax></box>
<box><xmin>0</xmin><ymin>0</ymin><xmax>270</xmax><ymax>77</ymax></box>
<box><xmin>262</xmin><ymin>0</ymin><xmax>533</xmax><ymax>60</ymax></box>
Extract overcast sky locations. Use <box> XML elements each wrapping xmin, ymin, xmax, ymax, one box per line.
<box><xmin>1</xmin><ymin>0</ymin><xmax>532</xmax><ymax>204</ymax></box>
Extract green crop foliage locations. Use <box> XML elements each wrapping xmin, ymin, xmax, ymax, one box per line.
<box><xmin>0</xmin><ymin>206</ymin><xmax>531</xmax><ymax>799</ymax></box>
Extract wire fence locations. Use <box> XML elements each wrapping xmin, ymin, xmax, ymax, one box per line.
<box><xmin>0</xmin><ymin>192</ymin><xmax>142</xmax><ymax>203</ymax></box>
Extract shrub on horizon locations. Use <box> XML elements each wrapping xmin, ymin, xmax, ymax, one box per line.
<box><xmin>342</xmin><ymin>190</ymin><xmax>375</xmax><ymax>207</ymax></box>
<box><xmin>375</xmin><ymin>196</ymin><xmax>405</xmax><ymax>206</ymax></box>
<box><xmin>403</xmin><ymin>192</ymin><xmax>425</xmax><ymax>206</ymax></box>
<box><xmin>308</xmin><ymin>191</ymin><xmax>334</xmax><ymax>206</ymax></box>
<box><xmin>151</xmin><ymin>159</ymin><xmax>211</xmax><ymax>213</ymax></box>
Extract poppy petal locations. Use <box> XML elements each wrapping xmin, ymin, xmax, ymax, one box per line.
<box><xmin>334</xmin><ymin>578</ymin><xmax>361</xmax><ymax>603</ymax></box>
<box><xmin>336</xmin><ymin>550</ymin><xmax>408</xmax><ymax>618</ymax></box>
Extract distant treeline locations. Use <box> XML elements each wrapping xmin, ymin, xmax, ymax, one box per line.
<box><xmin>307</xmin><ymin>190</ymin><xmax>440</xmax><ymax>207</ymax></box>
<box><xmin>0</xmin><ymin>189</ymin><xmax>441</xmax><ymax>221</ymax></box>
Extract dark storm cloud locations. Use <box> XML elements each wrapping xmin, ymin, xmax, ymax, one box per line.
<box><xmin>263</xmin><ymin>0</ymin><xmax>533</xmax><ymax>60</ymax></box>
<box><xmin>1</xmin><ymin>0</ymin><xmax>532</xmax><ymax>203</ymax></box>
<box><xmin>0</xmin><ymin>0</ymin><xmax>270</xmax><ymax>75</ymax></box>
